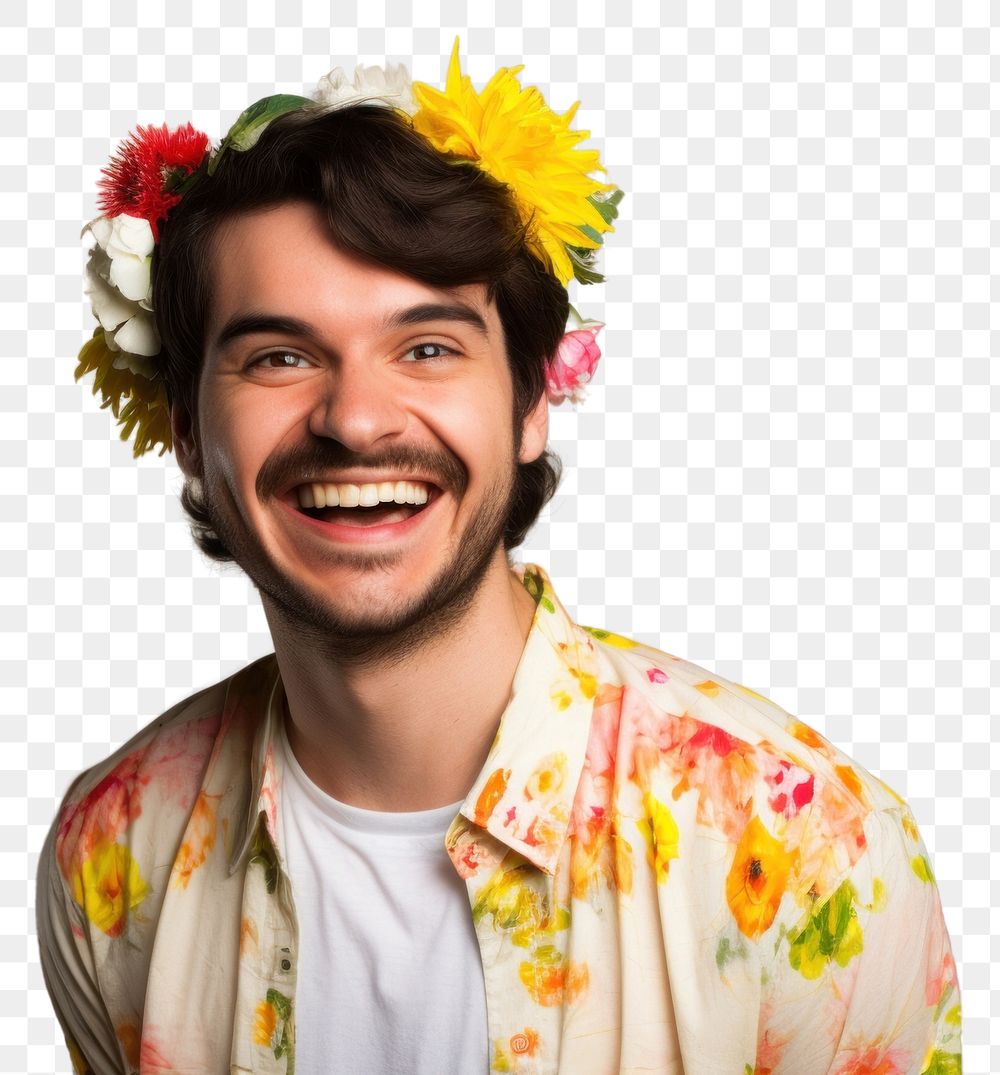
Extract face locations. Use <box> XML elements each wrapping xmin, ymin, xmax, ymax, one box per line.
<box><xmin>172</xmin><ymin>201</ymin><xmax>548</xmax><ymax>662</ymax></box>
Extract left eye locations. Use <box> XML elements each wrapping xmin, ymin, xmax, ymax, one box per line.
<box><xmin>404</xmin><ymin>343</ymin><xmax>454</xmax><ymax>362</ymax></box>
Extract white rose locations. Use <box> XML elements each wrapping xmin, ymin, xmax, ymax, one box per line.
<box><xmin>106</xmin><ymin>214</ymin><xmax>155</xmax><ymax>260</ymax></box>
<box><xmin>83</xmin><ymin>215</ymin><xmax>112</xmax><ymax>248</ymax></box>
<box><xmin>109</xmin><ymin>311</ymin><xmax>160</xmax><ymax>359</ymax></box>
<box><xmin>105</xmin><ymin>215</ymin><xmax>155</xmax><ymax>303</ymax></box>
<box><xmin>313</xmin><ymin>61</ymin><xmax>415</xmax><ymax>114</ymax></box>
<box><xmin>83</xmin><ymin>225</ymin><xmax>161</xmax><ymax>367</ymax></box>
<box><xmin>85</xmin><ymin>245</ymin><xmax>136</xmax><ymax>331</ymax></box>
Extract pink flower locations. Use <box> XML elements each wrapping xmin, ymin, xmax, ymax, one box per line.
<box><xmin>546</xmin><ymin>322</ymin><xmax>604</xmax><ymax>404</ymax></box>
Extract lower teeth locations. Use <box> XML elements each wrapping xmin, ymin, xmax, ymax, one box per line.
<box><xmin>305</xmin><ymin>503</ymin><xmax>421</xmax><ymax>527</ymax></box>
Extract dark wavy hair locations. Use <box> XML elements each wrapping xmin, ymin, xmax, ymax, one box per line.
<box><xmin>151</xmin><ymin>103</ymin><xmax>567</xmax><ymax>556</ymax></box>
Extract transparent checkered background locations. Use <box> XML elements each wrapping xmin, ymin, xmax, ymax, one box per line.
<box><xmin>1</xmin><ymin>1</ymin><xmax>993</xmax><ymax>1071</ymax></box>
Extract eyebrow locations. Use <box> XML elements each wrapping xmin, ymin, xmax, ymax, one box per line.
<box><xmin>212</xmin><ymin>301</ymin><xmax>490</xmax><ymax>352</ymax></box>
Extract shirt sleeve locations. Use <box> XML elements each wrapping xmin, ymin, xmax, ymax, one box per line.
<box><xmin>35</xmin><ymin>815</ymin><xmax>126</xmax><ymax>1075</ymax></box>
<box><xmin>757</xmin><ymin>802</ymin><xmax>962</xmax><ymax>1074</ymax></box>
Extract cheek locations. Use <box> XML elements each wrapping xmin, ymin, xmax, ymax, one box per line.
<box><xmin>199</xmin><ymin>384</ymin><xmax>304</xmax><ymax>488</ymax></box>
<box><xmin>422</xmin><ymin>397</ymin><xmax>513</xmax><ymax>478</ymax></box>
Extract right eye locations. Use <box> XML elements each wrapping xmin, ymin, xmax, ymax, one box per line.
<box><xmin>250</xmin><ymin>352</ymin><xmax>312</xmax><ymax>370</ymax></box>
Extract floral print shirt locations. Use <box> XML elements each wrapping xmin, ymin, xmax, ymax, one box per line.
<box><xmin>37</xmin><ymin>563</ymin><xmax>961</xmax><ymax>1074</ymax></box>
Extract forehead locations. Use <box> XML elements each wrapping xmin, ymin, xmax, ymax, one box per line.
<box><xmin>206</xmin><ymin>200</ymin><xmax>497</xmax><ymax>340</ymax></box>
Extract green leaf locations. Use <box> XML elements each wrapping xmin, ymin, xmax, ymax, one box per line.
<box><xmin>521</xmin><ymin>567</ymin><xmax>554</xmax><ymax>612</ymax></box>
<box><xmin>266</xmin><ymin>988</ymin><xmax>293</xmax><ymax>1022</ymax></box>
<box><xmin>248</xmin><ymin>812</ymin><xmax>280</xmax><ymax>894</ymax></box>
<box><xmin>567</xmin><ymin>244</ymin><xmax>605</xmax><ymax>285</ymax></box>
<box><xmin>716</xmin><ymin>934</ymin><xmax>749</xmax><ymax>970</ymax></box>
<box><xmin>208</xmin><ymin>94</ymin><xmax>313</xmax><ymax>175</ymax></box>
<box><xmin>788</xmin><ymin>880</ymin><xmax>864</xmax><ymax>979</ymax></box>
<box><xmin>920</xmin><ymin>1050</ymin><xmax>962</xmax><ymax>1075</ymax></box>
<box><xmin>265</xmin><ymin>988</ymin><xmax>293</xmax><ymax>1060</ymax></box>
<box><xmin>577</xmin><ymin>223</ymin><xmax>604</xmax><ymax>245</ymax></box>
<box><xmin>589</xmin><ymin>188</ymin><xmax>625</xmax><ymax>226</ymax></box>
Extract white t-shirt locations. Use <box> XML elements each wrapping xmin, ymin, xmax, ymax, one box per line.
<box><xmin>276</xmin><ymin>719</ymin><xmax>489</xmax><ymax>1075</ymax></box>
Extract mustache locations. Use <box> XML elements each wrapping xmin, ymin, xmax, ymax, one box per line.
<box><xmin>255</xmin><ymin>439</ymin><xmax>468</xmax><ymax>501</ymax></box>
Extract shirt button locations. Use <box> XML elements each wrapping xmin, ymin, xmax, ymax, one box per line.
<box><xmin>280</xmin><ymin>958</ymin><xmax>292</xmax><ymax>971</ymax></box>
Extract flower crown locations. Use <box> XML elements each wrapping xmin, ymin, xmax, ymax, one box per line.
<box><xmin>77</xmin><ymin>38</ymin><xmax>624</xmax><ymax>457</ymax></box>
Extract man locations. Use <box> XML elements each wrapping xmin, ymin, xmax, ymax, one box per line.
<box><xmin>38</xmin><ymin>45</ymin><xmax>960</xmax><ymax>1075</ymax></box>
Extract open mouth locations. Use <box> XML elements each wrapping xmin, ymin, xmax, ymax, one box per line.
<box><xmin>291</xmin><ymin>479</ymin><xmax>441</xmax><ymax>530</ymax></box>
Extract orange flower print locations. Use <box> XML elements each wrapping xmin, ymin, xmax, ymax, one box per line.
<box><xmin>788</xmin><ymin>719</ymin><xmax>830</xmax><ymax>753</ymax></box>
<box><xmin>670</xmin><ymin>723</ymin><xmax>757</xmax><ymax>842</ymax></box>
<box><xmin>492</xmin><ymin>1029</ymin><xmax>541</xmax><ymax>1073</ymax></box>
<box><xmin>569</xmin><ymin>791</ymin><xmax>634</xmax><ymax>899</ymax></box>
<box><xmin>786</xmin><ymin>778</ymin><xmax>867</xmax><ymax>906</ymax></box>
<box><xmin>240</xmin><ymin>915</ymin><xmax>259</xmax><ymax>955</ymax></box>
<box><xmin>636</xmin><ymin>791</ymin><xmax>679</xmax><ymax>883</ymax></box>
<box><xmin>584</xmin><ymin>682</ymin><xmax>624</xmax><ymax>777</ymax></box>
<box><xmin>726</xmin><ymin>816</ymin><xmax>794</xmax><ymax>939</ymax></box>
<box><xmin>831</xmin><ymin>1044</ymin><xmax>910</xmax><ymax>1074</ymax></box>
<box><xmin>253</xmin><ymin>998</ymin><xmax>276</xmax><ymax>1044</ymax></box>
<box><xmin>613</xmin><ymin>827</ymin><xmax>634</xmax><ymax>895</ymax></box>
<box><xmin>525</xmin><ymin>752</ymin><xmax>568</xmax><ymax>802</ymax></box>
<box><xmin>518</xmin><ymin>945</ymin><xmax>589</xmax><ymax>1007</ymax></box>
<box><xmin>474</xmin><ymin>767</ymin><xmax>510</xmax><ymax>826</ymax></box>
<box><xmin>509</xmin><ymin>1028</ymin><xmax>539</xmax><ymax>1056</ymax></box>
<box><xmin>71</xmin><ymin>837</ymin><xmax>149</xmax><ymax>937</ymax></box>
<box><xmin>901</xmin><ymin>811</ymin><xmax>920</xmax><ymax>842</ymax></box>
<box><xmin>253</xmin><ymin>989</ymin><xmax>292</xmax><ymax>1059</ymax></box>
<box><xmin>835</xmin><ymin>763</ymin><xmax>870</xmax><ymax>807</ymax></box>
<box><xmin>171</xmin><ymin>790</ymin><xmax>218</xmax><ymax>888</ymax></box>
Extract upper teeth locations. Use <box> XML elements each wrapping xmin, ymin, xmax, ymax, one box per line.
<box><xmin>297</xmin><ymin>480</ymin><xmax>431</xmax><ymax>509</ymax></box>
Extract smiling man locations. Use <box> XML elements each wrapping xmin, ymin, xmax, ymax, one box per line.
<box><xmin>38</xmin><ymin>47</ymin><xmax>960</xmax><ymax>1075</ymax></box>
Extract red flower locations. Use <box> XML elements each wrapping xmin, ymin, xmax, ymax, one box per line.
<box><xmin>97</xmin><ymin>123</ymin><xmax>210</xmax><ymax>238</ymax></box>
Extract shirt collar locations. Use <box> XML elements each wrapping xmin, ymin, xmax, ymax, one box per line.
<box><xmin>228</xmin><ymin>665</ymin><xmax>285</xmax><ymax>877</ymax></box>
<box><xmin>230</xmin><ymin>561</ymin><xmax>601</xmax><ymax>877</ymax></box>
<box><xmin>456</xmin><ymin>562</ymin><xmax>602</xmax><ymax>873</ymax></box>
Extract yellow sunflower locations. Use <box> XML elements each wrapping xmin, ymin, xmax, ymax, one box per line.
<box><xmin>75</xmin><ymin>328</ymin><xmax>172</xmax><ymax>457</ymax></box>
<box><xmin>410</xmin><ymin>38</ymin><xmax>619</xmax><ymax>286</ymax></box>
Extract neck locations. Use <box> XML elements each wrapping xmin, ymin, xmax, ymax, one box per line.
<box><xmin>263</xmin><ymin>550</ymin><xmax>538</xmax><ymax>811</ymax></box>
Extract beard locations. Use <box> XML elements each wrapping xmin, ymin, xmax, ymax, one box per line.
<box><xmin>192</xmin><ymin>435</ymin><xmax>520</xmax><ymax>667</ymax></box>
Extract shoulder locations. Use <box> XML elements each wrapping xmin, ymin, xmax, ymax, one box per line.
<box><xmin>45</xmin><ymin>654</ymin><xmax>278</xmax><ymax>932</ymax></box>
<box><xmin>580</xmin><ymin>626</ymin><xmax>907</xmax><ymax>915</ymax></box>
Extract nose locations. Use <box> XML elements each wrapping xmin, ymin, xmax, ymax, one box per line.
<box><xmin>307</xmin><ymin>358</ymin><xmax>408</xmax><ymax>453</ymax></box>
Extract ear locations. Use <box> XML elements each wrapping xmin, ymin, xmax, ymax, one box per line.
<box><xmin>170</xmin><ymin>401</ymin><xmax>201</xmax><ymax>478</ymax></box>
<box><xmin>517</xmin><ymin>390</ymin><xmax>549</xmax><ymax>466</ymax></box>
